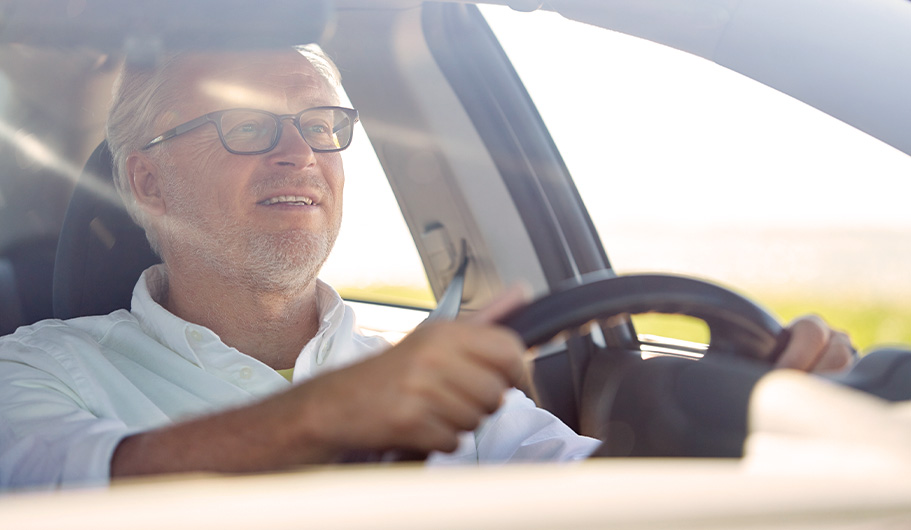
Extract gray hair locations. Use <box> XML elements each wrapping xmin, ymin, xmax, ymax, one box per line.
<box><xmin>105</xmin><ymin>44</ymin><xmax>342</xmax><ymax>256</ymax></box>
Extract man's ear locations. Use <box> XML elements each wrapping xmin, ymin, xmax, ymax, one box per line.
<box><xmin>126</xmin><ymin>152</ymin><xmax>167</xmax><ymax>216</ymax></box>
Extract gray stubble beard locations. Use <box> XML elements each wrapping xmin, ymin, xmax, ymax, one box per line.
<box><xmin>157</xmin><ymin>160</ymin><xmax>341</xmax><ymax>295</ymax></box>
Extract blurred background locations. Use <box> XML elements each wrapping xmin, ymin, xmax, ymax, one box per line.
<box><xmin>324</xmin><ymin>6</ymin><xmax>911</xmax><ymax>352</ymax></box>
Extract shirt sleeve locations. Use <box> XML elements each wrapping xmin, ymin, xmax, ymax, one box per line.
<box><xmin>476</xmin><ymin>388</ymin><xmax>601</xmax><ymax>462</ymax></box>
<box><xmin>0</xmin><ymin>334</ymin><xmax>131</xmax><ymax>492</ymax></box>
<box><xmin>427</xmin><ymin>388</ymin><xmax>601</xmax><ymax>465</ymax></box>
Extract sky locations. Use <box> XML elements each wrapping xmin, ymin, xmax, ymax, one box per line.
<box><xmin>323</xmin><ymin>5</ymin><xmax>911</xmax><ymax>302</ymax></box>
<box><xmin>481</xmin><ymin>6</ymin><xmax>911</xmax><ymax>230</ymax></box>
<box><xmin>477</xmin><ymin>5</ymin><xmax>911</xmax><ymax>300</ymax></box>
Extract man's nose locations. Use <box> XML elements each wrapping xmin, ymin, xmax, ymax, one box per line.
<box><xmin>267</xmin><ymin>119</ymin><xmax>316</xmax><ymax>167</ymax></box>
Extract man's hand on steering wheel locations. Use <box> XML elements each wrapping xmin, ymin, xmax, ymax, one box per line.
<box><xmin>303</xmin><ymin>285</ymin><xmax>530</xmax><ymax>458</ymax></box>
<box><xmin>776</xmin><ymin>315</ymin><xmax>855</xmax><ymax>373</ymax></box>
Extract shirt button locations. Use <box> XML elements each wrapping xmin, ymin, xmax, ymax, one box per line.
<box><xmin>239</xmin><ymin>367</ymin><xmax>253</xmax><ymax>380</ymax></box>
<box><xmin>188</xmin><ymin>329</ymin><xmax>203</xmax><ymax>341</ymax></box>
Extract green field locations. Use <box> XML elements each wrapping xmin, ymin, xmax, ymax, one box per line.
<box><xmin>601</xmin><ymin>295</ymin><xmax>911</xmax><ymax>354</ymax></box>
<box><xmin>337</xmin><ymin>284</ymin><xmax>436</xmax><ymax>310</ymax></box>
<box><xmin>763</xmin><ymin>296</ymin><xmax>911</xmax><ymax>353</ymax></box>
<box><xmin>339</xmin><ymin>284</ymin><xmax>911</xmax><ymax>355</ymax></box>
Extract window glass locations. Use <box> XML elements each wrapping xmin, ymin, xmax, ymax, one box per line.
<box><xmin>319</xmin><ymin>88</ymin><xmax>433</xmax><ymax>337</ymax></box>
<box><xmin>483</xmin><ymin>6</ymin><xmax>911</xmax><ymax>350</ymax></box>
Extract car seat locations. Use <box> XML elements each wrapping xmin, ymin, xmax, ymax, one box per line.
<box><xmin>53</xmin><ymin>141</ymin><xmax>159</xmax><ymax>319</ymax></box>
<box><xmin>0</xmin><ymin>235</ymin><xmax>58</xmax><ymax>334</ymax></box>
<box><xmin>0</xmin><ymin>258</ymin><xmax>24</xmax><ymax>335</ymax></box>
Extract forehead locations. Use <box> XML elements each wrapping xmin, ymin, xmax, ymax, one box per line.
<box><xmin>169</xmin><ymin>50</ymin><xmax>337</xmax><ymax>114</ymax></box>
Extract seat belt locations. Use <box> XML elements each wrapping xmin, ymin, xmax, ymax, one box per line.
<box><xmin>425</xmin><ymin>240</ymin><xmax>469</xmax><ymax>322</ymax></box>
<box><xmin>380</xmin><ymin>240</ymin><xmax>468</xmax><ymax>463</ymax></box>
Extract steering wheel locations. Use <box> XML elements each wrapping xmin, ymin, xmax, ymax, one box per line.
<box><xmin>500</xmin><ymin>273</ymin><xmax>788</xmax><ymax>361</ymax></box>
<box><xmin>378</xmin><ymin>273</ymin><xmax>789</xmax><ymax>461</ymax></box>
<box><xmin>499</xmin><ymin>273</ymin><xmax>791</xmax><ymax>457</ymax></box>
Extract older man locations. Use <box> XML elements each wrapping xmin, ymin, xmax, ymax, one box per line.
<box><xmin>0</xmin><ymin>46</ymin><xmax>854</xmax><ymax>490</ymax></box>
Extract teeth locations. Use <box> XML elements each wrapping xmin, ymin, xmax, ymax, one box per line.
<box><xmin>262</xmin><ymin>195</ymin><xmax>314</xmax><ymax>206</ymax></box>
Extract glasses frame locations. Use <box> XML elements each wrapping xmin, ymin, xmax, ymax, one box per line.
<box><xmin>143</xmin><ymin>106</ymin><xmax>359</xmax><ymax>154</ymax></box>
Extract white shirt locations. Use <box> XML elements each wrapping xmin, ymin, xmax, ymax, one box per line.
<box><xmin>0</xmin><ymin>265</ymin><xmax>599</xmax><ymax>491</ymax></box>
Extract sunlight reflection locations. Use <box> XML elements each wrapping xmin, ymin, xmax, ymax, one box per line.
<box><xmin>0</xmin><ymin>119</ymin><xmax>123</xmax><ymax>208</ymax></box>
<box><xmin>199</xmin><ymin>80</ymin><xmax>281</xmax><ymax>109</ymax></box>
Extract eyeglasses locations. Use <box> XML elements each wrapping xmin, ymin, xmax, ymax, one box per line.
<box><xmin>143</xmin><ymin>106</ymin><xmax>359</xmax><ymax>154</ymax></box>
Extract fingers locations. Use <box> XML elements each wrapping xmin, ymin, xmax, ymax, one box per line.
<box><xmin>422</xmin><ymin>366</ymin><xmax>503</xmax><ymax>433</ymax></box>
<box><xmin>775</xmin><ymin>315</ymin><xmax>855</xmax><ymax>373</ymax></box>
<box><xmin>306</xmin><ymin>287</ymin><xmax>532</xmax><ymax>456</ymax></box>
<box><xmin>408</xmin><ymin>416</ymin><xmax>462</xmax><ymax>454</ymax></box>
<box><xmin>313</xmin><ymin>313</ymin><xmax>527</xmax><ymax>455</ymax></box>
<box><xmin>438</xmin><ymin>352</ymin><xmax>511</xmax><ymax>415</ymax></box>
<box><xmin>456</xmin><ymin>323</ymin><xmax>527</xmax><ymax>386</ymax></box>
<box><xmin>775</xmin><ymin>315</ymin><xmax>828</xmax><ymax>371</ymax></box>
<box><xmin>812</xmin><ymin>330</ymin><xmax>855</xmax><ymax>372</ymax></box>
<box><xmin>400</xmin><ymin>326</ymin><xmax>512</xmax><ymax>429</ymax></box>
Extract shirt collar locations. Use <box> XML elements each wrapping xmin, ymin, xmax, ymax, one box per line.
<box><xmin>129</xmin><ymin>265</ymin><xmax>350</xmax><ymax>368</ymax></box>
<box><xmin>315</xmin><ymin>280</ymin><xmax>345</xmax><ymax>341</ymax></box>
<box><xmin>130</xmin><ymin>264</ymin><xmax>208</xmax><ymax>367</ymax></box>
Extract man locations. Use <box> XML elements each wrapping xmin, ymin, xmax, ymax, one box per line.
<box><xmin>0</xmin><ymin>46</ymin><xmax>854</xmax><ymax>490</ymax></box>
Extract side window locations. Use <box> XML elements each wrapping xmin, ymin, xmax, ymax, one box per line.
<box><xmin>484</xmin><ymin>6</ymin><xmax>911</xmax><ymax>351</ymax></box>
<box><xmin>319</xmin><ymin>88</ymin><xmax>433</xmax><ymax>341</ymax></box>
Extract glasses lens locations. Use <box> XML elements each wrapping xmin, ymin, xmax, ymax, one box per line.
<box><xmin>219</xmin><ymin>110</ymin><xmax>278</xmax><ymax>153</ymax></box>
<box><xmin>299</xmin><ymin>108</ymin><xmax>354</xmax><ymax>151</ymax></box>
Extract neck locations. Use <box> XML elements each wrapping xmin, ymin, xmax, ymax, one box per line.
<box><xmin>161</xmin><ymin>263</ymin><xmax>321</xmax><ymax>370</ymax></box>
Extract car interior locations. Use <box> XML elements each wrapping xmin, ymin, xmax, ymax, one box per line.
<box><xmin>0</xmin><ymin>0</ymin><xmax>633</xmax><ymax>437</ymax></box>
<box><xmin>4</xmin><ymin>1</ymin><xmax>911</xmax><ymax>527</ymax></box>
<box><xmin>3</xmin><ymin>0</ymin><xmax>911</xmax><ymax>459</ymax></box>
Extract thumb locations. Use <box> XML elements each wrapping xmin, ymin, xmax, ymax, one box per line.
<box><xmin>465</xmin><ymin>283</ymin><xmax>532</xmax><ymax>325</ymax></box>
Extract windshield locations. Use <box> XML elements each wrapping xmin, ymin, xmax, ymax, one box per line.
<box><xmin>483</xmin><ymin>5</ymin><xmax>911</xmax><ymax>350</ymax></box>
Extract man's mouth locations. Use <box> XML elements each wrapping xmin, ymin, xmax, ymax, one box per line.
<box><xmin>259</xmin><ymin>195</ymin><xmax>316</xmax><ymax>206</ymax></box>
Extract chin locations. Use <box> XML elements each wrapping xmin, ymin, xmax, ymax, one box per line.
<box><xmin>163</xmin><ymin>214</ymin><xmax>338</xmax><ymax>292</ymax></box>
<box><xmin>235</xmin><ymin>231</ymin><xmax>336</xmax><ymax>292</ymax></box>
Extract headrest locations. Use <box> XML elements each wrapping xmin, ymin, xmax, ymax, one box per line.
<box><xmin>52</xmin><ymin>141</ymin><xmax>159</xmax><ymax>319</ymax></box>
